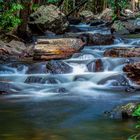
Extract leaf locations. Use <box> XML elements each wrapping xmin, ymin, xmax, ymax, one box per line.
<box><xmin>132</xmin><ymin>105</ymin><xmax>140</xmax><ymax>117</ymax></box>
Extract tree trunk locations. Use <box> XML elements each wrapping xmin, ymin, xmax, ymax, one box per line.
<box><xmin>132</xmin><ymin>0</ymin><xmax>135</xmax><ymax>11</ymax></box>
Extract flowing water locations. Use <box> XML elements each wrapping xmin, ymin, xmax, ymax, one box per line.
<box><xmin>0</xmin><ymin>24</ymin><xmax>140</xmax><ymax>140</ymax></box>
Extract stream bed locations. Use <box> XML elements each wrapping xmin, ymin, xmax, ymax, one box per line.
<box><xmin>0</xmin><ymin>24</ymin><xmax>140</xmax><ymax>140</ymax></box>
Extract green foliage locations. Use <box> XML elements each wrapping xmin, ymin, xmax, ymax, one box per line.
<box><xmin>128</xmin><ymin>105</ymin><xmax>140</xmax><ymax>140</ymax></box>
<box><xmin>0</xmin><ymin>1</ymin><xmax>23</xmax><ymax>31</ymax></box>
<box><xmin>108</xmin><ymin>0</ymin><xmax>128</xmax><ymax>11</ymax></box>
<box><xmin>47</xmin><ymin>0</ymin><xmax>59</xmax><ymax>3</ymax></box>
<box><xmin>108</xmin><ymin>0</ymin><xmax>128</xmax><ymax>20</ymax></box>
<box><xmin>132</xmin><ymin>105</ymin><xmax>140</xmax><ymax>117</ymax></box>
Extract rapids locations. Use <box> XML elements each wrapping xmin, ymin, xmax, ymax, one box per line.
<box><xmin>0</xmin><ymin>24</ymin><xmax>140</xmax><ymax>140</ymax></box>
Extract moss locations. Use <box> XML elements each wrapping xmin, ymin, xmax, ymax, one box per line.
<box><xmin>123</xmin><ymin>34</ymin><xmax>140</xmax><ymax>39</ymax></box>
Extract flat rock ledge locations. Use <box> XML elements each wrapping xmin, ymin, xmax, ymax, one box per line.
<box><xmin>104</xmin><ymin>47</ymin><xmax>140</xmax><ymax>57</ymax></box>
<box><xmin>33</xmin><ymin>38</ymin><xmax>85</xmax><ymax>60</ymax></box>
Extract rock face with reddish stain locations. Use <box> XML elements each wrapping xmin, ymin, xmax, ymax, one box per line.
<box><xmin>104</xmin><ymin>48</ymin><xmax>140</xmax><ymax>57</ymax></box>
<box><xmin>123</xmin><ymin>62</ymin><xmax>140</xmax><ymax>85</ymax></box>
<box><xmin>33</xmin><ymin>38</ymin><xmax>85</xmax><ymax>60</ymax></box>
<box><xmin>87</xmin><ymin>59</ymin><xmax>103</xmax><ymax>72</ymax></box>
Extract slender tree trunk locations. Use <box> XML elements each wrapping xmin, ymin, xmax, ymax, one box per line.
<box><xmin>132</xmin><ymin>0</ymin><xmax>136</xmax><ymax>11</ymax></box>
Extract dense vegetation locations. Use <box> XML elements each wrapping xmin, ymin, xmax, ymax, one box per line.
<box><xmin>0</xmin><ymin>0</ymin><xmax>139</xmax><ymax>32</ymax></box>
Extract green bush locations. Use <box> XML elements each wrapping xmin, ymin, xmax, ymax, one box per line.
<box><xmin>0</xmin><ymin>0</ymin><xmax>23</xmax><ymax>31</ymax></box>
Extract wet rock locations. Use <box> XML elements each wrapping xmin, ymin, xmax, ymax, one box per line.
<box><xmin>27</xmin><ymin>63</ymin><xmax>46</xmax><ymax>74</ymax></box>
<box><xmin>87</xmin><ymin>59</ymin><xmax>103</xmax><ymax>72</ymax></box>
<box><xmin>46</xmin><ymin>60</ymin><xmax>72</xmax><ymax>74</ymax></box>
<box><xmin>29</xmin><ymin>5</ymin><xmax>69</xmax><ymax>34</ymax></box>
<box><xmin>0</xmin><ymin>40</ymin><xmax>28</xmax><ymax>61</ymax></box>
<box><xmin>104</xmin><ymin>48</ymin><xmax>140</xmax><ymax>58</ymax></box>
<box><xmin>112</xmin><ymin>19</ymin><xmax>140</xmax><ymax>35</ymax></box>
<box><xmin>25</xmin><ymin>76</ymin><xmax>46</xmax><ymax>84</ymax></box>
<box><xmin>105</xmin><ymin>103</ymin><xmax>139</xmax><ymax>119</ymax></box>
<box><xmin>111</xmin><ymin>21</ymin><xmax>129</xmax><ymax>35</ymax></box>
<box><xmin>79</xmin><ymin>10</ymin><xmax>94</xmax><ymax>21</ymax></box>
<box><xmin>123</xmin><ymin>62</ymin><xmax>140</xmax><ymax>85</ymax></box>
<box><xmin>68</xmin><ymin>17</ymin><xmax>82</xmax><ymax>25</ymax></box>
<box><xmin>79</xmin><ymin>33</ymin><xmax>114</xmax><ymax>45</ymax></box>
<box><xmin>90</xmin><ymin>19</ymin><xmax>105</xmax><ymax>27</ymax></box>
<box><xmin>33</xmin><ymin>38</ymin><xmax>85</xmax><ymax>60</ymax></box>
<box><xmin>98</xmin><ymin>74</ymin><xmax>130</xmax><ymax>87</ymax></box>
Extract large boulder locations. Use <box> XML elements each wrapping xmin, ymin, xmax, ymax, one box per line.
<box><xmin>33</xmin><ymin>38</ymin><xmax>85</xmax><ymax>60</ymax></box>
<box><xmin>104</xmin><ymin>48</ymin><xmax>140</xmax><ymax>58</ymax></box>
<box><xmin>29</xmin><ymin>5</ymin><xmax>69</xmax><ymax>34</ymax></box>
<box><xmin>123</xmin><ymin>62</ymin><xmax>140</xmax><ymax>85</ymax></box>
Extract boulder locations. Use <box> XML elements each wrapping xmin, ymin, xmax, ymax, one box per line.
<box><xmin>98</xmin><ymin>8</ymin><xmax>113</xmax><ymax>22</ymax></box>
<box><xmin>33</xmin><ymin>38</ymin><xmax>85</xmax><ymax>60</ymax></box>
<box><xmin>29</xmin><ymin>5</ymin><xmax>69</xmax><ymax>34</ymax></box>
<box><xmin>79</xmin><ymin>10</ymin><xmax>94</xmax><ymax>21</ymax></box>
<box><xmin>111</xmin><ymin>20</ymin><xmax>129</xmax><ymax>35</ymax></box>
<box><xmin>104</xmin><ymin>48</ymin><xmax>140</xmax><ymax>58</ymax></box>
<box><xmin>112</xmin><ymin>19</ymin><xmax>140</xmax><ymax>35</ymax></box>
<box><xmin>123</xmin><ymin>62</ymin><xmax>140</xmax><ymax>85</ymax></box>
<box><xmin>105</xmin><ymin>103</ymin><xmax>139</xmax><ymax>119</ymax></box>
<box><xmin>0</xmin><ymin>40</ymin><xmax>28</xmax><ymax>61</ymax></box>
<box><xmin>79</xmin><ymin>33</ymin><xmax>114</xmax><ymax>45</ymax></box>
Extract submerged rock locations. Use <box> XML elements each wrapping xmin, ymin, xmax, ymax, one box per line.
<box><xmin>29</xmin><ymin>5</ymin><xmax>69</xmax><ymax>34</ymax></box>
<box><xmin>104</xmin><ymin>48</ymin><xmax>140</xmax><ymax>58</ymax></box>
<box><xmin>123</xmin><ymin>62</ymin><xmax>140</xmax><ymax>85</ymax></box>
<box><xmin>33</xmin><ymin>38</ymin><xmax>85</xmax><ymax>60</ymax></box>
<box><xmin>79</xmin><ymin>33</ymin><xmax>114</xmax><ymax>45</ymax></box>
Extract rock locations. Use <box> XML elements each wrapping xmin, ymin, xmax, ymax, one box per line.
<box><xmin>123</xmin><ymin>62</ymin><xmax>140</xmax><ymax>85</ymax></box>
<box><xmin>87</xmin><ymin>59</ymin><xmax>103</xmax><ymax>72</ymax></box>
<box><xmin>68</xmin><ymin>17</ymin><xmax>82</xmax><ymax>25</ymax></box>
<box><xmin>105</xmin><ymin>103</ymin><xmax>139</xmax><ymax>119</ymax></box>
<box><xmin>90</xmin><ymin>19</ymin><xmax>105</xmax><ymax>27</ymax></box>
<box><xmin>79</xmin><ymin>33</ymin><xmax>114</xmax><ymax>45</ymax></box>
<box><xmin>46</xmin><ymin>60</ymin><xmax>72</xmax><ymax>74</ymax></box>
<box><xmin>0</xmin><ymin>82</ymin><xmax>20</xmax><ymax>94</ymax></box>
<box><xmin>29</xmin><ymin>5</ymin><xmax>69</xmax><ymax>34</ymax></box>
<box><xmin>33</xmin><ymin>38</ymin><xmax>85</xmax><ymax>60</ymax></box>
<box><xmin>0</xmin><ymin>40</ymin><xmax>28</xmax><ymax>61</ymax></box>
<box><xmin>104</xmin><ymin>48</ymin><xmax>140</xmax><ymax>58</ymax></box>
<box><xmin>98</xmin><ymin>8</ymin><xmax>113</xmax><ymax>22</ymax></box>
<box><xmin>112</xmin><ymin>19</ymin><xmax>140</xmax><ymax>35</ymax></box>
<box><xmin>124</xmin><ymin>9</ymin><xmax>135</xmax><ymax>17</ymax></box>
<box><xmin>111</xmin><ymin>20</ymin><xmax>129</xmax><ymax>35</ymax></box>
<box><xmin>79</xmin><ymin>10</ymin><xmax>94</xmax><ymax>21</ymax></box>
